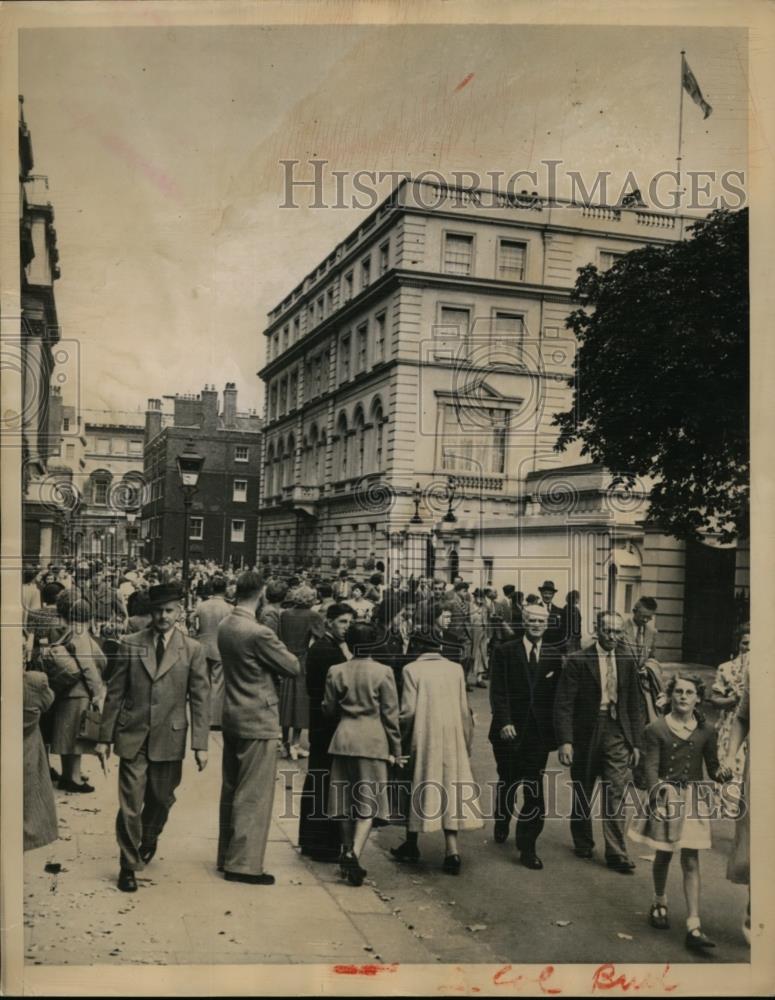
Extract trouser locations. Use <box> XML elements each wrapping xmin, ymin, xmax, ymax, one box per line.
<box><xmin>116</xmin><ymin>744</ymin><xmax>183</xmax><ymax>871</ymax></box>
<box><xmin>217</xmin><ymin>733</ymin><xmax>277</xmax><ymax>875</ymax></box>
<box><xmin>206</xmin><ymin>657</ymin><xmax>224</xmax><ymax>727</ymax></box>
<box><xmin>491</xmin><ymin>738</ymin><xmax>549</xmax><ymax>852</ymax></box>
<box><xmin>570</xmin><ymin>712</ymin><xmax>633</xmax><ymax>863</ymax></box>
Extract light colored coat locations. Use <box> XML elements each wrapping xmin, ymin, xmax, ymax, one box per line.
<box><xmin>217</xmin><ymin>607</ymin><xmax>300</xmax><ymax>740</ymax></box>
<box><xmin>195</xmin><ymin>596</ymin><xmax>233</xmax><ymax>661</ymax></box>
<box><xmin>400</xmin><ymin>654</ymin><xmax>482</xmax><ymax>833</ymax></box>
<box><xmin>323</xmin><ymin>657</ymin><xmax>401</xmax><ymax>761</ymax></box>
<box><xmin>620</xmin><ymin>616</ymin><xmax>658</xmax><ymax>666</ymax></box>
<box><xmin>99</xmin><ymin>626</ymin><xmax>210</xmax><ymax>761</ymax></box>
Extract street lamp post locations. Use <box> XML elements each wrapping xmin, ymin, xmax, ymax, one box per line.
<box><xmin>176</xmin><ymin>442</ymin><xmax>205</xmax><ymax>615</ymax></box>
<box><xmin>443</xmin><ymin>476</ymin><xmax>458</xmax><ymax>523</ymax></box>
<box><xmin>409</xmin><ymin>482</ymin><xmax>423</xmax><ymax>525</ymax></box>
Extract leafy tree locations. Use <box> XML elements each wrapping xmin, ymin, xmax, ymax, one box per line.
<box><xmin>553</xmin><ymin>208</ymin><xmax>748</xmax><ymax>542</ymax></box>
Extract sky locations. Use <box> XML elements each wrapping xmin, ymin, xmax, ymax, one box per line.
<box><xmin>19</xmin><ymin>23</ymin><xmax>748</xmax><ymax>416</ymax></box>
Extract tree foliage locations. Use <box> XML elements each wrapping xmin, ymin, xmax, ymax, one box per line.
<box><xmin>553</xmin><ymin>208</ymin><xmax>748</xmax><ymax>542</ymax></box>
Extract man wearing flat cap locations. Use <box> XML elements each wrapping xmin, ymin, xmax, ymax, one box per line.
<box><xmin>96</xmin><ymin>583</ymin><xmax>210</xmax><ymax>892</ymax></box>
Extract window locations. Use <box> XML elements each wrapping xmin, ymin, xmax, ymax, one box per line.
<box><xmin>279</xmin><ymin>378</ymin><xmax>288</xmax><ymax>414</ymax></box>
<box><xmin>443</xmin><ymin>233</ymin><xmax>474</xmax><ymax>275</ymax></box>
<box><xmin>493</xmin><ymin>312</ymin><xmax>524</xmax><ymax>355</ymax></box>
<box><xmin>293</xmin><ymin>316</ymin><xmax>300</xmax><ymax>342</ymax></box>
<box><xmin>98</xmin><ymin>438</ymin><xmax>110</xmax><ymax>453</ymax></box>
<box><xmin>316</xmin><ymin>296</ymin><xmax>324</xmax><ymax>321</ymax></box>
<box><xmin>270</xmin><ymin>384</ymin><xmax>278</xmax><ymax>420</ymax></box>
<box><xmin>498</xmin><ymin>239</ymin><xmax>527</xmax><ymax>281</ymax></box>
<box><xmin>94</xmin><ymin>480</ymin><xmax>109</xmax><ymax>506</ymax></box>
<box><xmin>63</xmin><ymin>417</ymin><xmax>70</xmax><ymax>432</ymax></box>
<box><xmin>235</xmin><ymin>446</ymin><xmax>249</xmax><ymax>463</ymax></box>
<box><xmin>343</xmin><ymin>271</ymin><xmax>353</xmax><ymax>302</ymax></box>
<box><xmin>233</xmin><ymin>479</ymin><xmax>247</xmax><ymax>502</ymax></box>
<box><xmin>379</xmin><ymin>241</ymin><xmax>390</xmax><ymax>274</ymax></box>
<box><xmin>361</xmin><ymin>256</ymin><xmax>371</xmax><ymax>288</ymax></box>
<box><xmin>439</xmin><ymin>305</ymin><xmax>471</xmax><ymax>341</ymax></box>
<box><xmin>112</xmin><ymin>437</ymin><xmax>127</xmax><ymax>454</ymax></box>
<box><xmin>339</xmin><ymin>335</ymin><xmax>351</xmax><ymax>382</ymax></box>
<box><xmin>356</xmin><ymin>323</ymin><xmax>368</xmax><ymax>373</ymax></box>
<box><xmin>282</xmin><ymin>326</ymin><xmax>290</xmax><ymax>352</ymax></box>
<box><xmin>599</xmin><ymin>250</ymin><xmax>626</xmax><ymax>271</ymax></box>
<box><xmin>374</xmin><ymin>312</ymin><xmax>386</xmax><ymax>364</ymax></box>
<box><xmin>440</xmin><ymin>404</ymin><xmax>510</xmax><ymax>475</ymax></box>
<box><xmin>289</xmin><ymin>370</ymin><xmax>298</xmax><ymax>410</ymax></box>
<box><xmin>129</xmin><ymin>440</ymin><xmax>143</xmax><ymax>455</ymax></box>
<box><xmin>66</xmin><ymin>443</ymin><xmax>75</xmax><ymax>459</ymax></box>
<box><xmin>230</xmin><ymin>520</ymin><xmax>245</xmax><ymax>543</ymax></box>
<box><xmin>190</xmin><ymin>517</ymin><xmax>204</xmax><ymax>540</ymax></box>
<box><xmin>326</xmin><ymin>287</ymin><xmax>334</xmax><ymax>314</ymax></box>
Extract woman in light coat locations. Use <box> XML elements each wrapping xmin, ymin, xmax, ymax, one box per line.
<box><xmin>391</xmin><ymin>635</ymin><xmax>481</xmax><ymax>874</ymax></box>
<box><xmin>323</xmin><ymin>622</ymin><xmax>402</xmax><ymax>886</ymax></box>
<box><xmin>50</xmin><ymin>594</ymin><xmax>106</xmax><ymax>793</ymax></box>
<box><xmin>24</xmin><ymin>669</ymin><xmax>58</xmax><ymax>850</ymax></box>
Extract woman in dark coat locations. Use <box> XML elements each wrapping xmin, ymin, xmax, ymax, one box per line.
<box><xmin>278</xmin><ymin>586</ymin><xmax>326</xmax><ymax>759</ymax></box>
<box><xmin>298</xmin><ymin>602</ymin><xmax>354</xmax><ymax>862</ymax></box>
<box><xmin>24</xmin><ymin>670</ymin><xmax>58</xmax><ymax>851</ymax></box>
<box><xmin>560</xmin><ymin>591</ymin><xmax>583</xmax><ymax>655</ymax></box>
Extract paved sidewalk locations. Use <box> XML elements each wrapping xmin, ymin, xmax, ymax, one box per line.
<box><xmin>24</xmin><ymin>734</ymin><xmax>479</xmax><ymax>967</ymax></box>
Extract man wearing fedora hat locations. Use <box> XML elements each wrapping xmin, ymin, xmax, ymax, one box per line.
<box><xmin>96</xmin><ymin>582</ymin><xmax>210</xmax><ymax>893</ymax></box>
<box><xmin>537</xmin><ymin>580</ymin><xmax>565</xmax><ymax>651</ymax></box>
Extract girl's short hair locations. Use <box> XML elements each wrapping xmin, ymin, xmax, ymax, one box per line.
<box><xmin>665</xmin><ymin>672</ymin><xmax>707</xmax><ymax>725</ymax></box>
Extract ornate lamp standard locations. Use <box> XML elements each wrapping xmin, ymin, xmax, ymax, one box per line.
<box><xmin>409</xmin><ymin>482</ymin><xmax>423</xmax><ymax>525</ymax></box>
<box><xmin>443</xmin><ymin>475</ymin><xmax>458</xmax><ymax>523</ymax></box>
<box><xmin>176</xmin><ymin>441</ymin><xmax>205</xmax><ymax>613</ymax></box>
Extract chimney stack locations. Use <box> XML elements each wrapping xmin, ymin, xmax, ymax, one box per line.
<box><xmin>201</xmin><ymin>384</ymin><xmax>219</xmax><ymax>432</ymax></box>
<box><xmin>145</xmin><ymin>398</ymin><xmax>162</xmax><ymax>444</ymax></box>
<box><xmin>223</xmin><ymin>382</ymin><xmax>237</xmax><ymax>429</ymax></box>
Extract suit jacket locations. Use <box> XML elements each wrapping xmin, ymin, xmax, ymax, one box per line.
<box><xmin>620</xmin><ymin>617</ymin><xmax>658</xmax><ymax>667</ymax></box>
<box><xmin>194</xmin><ymin>596</ymin><xmax>233</xmax><ymax>661</ymax></box>
<box><xmin>554</xmin><ymin>645</ymin><xmax>645</xmax><ymax>754</ymax></box>
<box><xmin>322</xmin><ymin>657</ymin><xmax>402</xmax><ymax>761</ymax></box>
<box><xmin>488</xmin><ymin>638</ymin><xmax>564</xmax><ymax>752</ymax></box>
<box><xmin>99</xmin><ymin>626</ymin><xmax>210</xmax><ymax>762</ymax></box>
<box><xmin>541</xmin><ymin>602</ymin><xmax>566</xmax><ymax>650</ymax></box>
<box><xmin>217</xmin><ymin>607</ymin><xmax>300</xmax><ymax>740</ymax></box>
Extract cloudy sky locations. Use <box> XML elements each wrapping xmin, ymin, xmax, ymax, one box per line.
<box><xmin>20</xmin><ymin>23</ymin><xmax>747</xmax><ymax>416</ymax></box>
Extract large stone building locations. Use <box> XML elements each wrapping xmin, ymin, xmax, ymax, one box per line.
<box><xmin>20</xmin><ymin>95</ymin><xmax>66</xmax><ymax>562</ymax></box>
<box><xmin>256</xmin><ymin>178</ymin><xmax>745</xmax><ymax>664</ymax></box>
<box><xmin>141</xmin><ymin>385</ymin><xmax>262</xmax><ymax>566</ymax></box>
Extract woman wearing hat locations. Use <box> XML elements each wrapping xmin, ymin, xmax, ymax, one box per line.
<box><xmin>278</xmin><ymin>585</ymin><xmax>326</xmax><ymax>760</ymax></box>
<box><xmin>50</xmin><ymin>592</ymin><xmax>106</xmax><ymax>793</ymax></box>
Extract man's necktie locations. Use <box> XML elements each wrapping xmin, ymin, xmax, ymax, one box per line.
<box><xmin>636</xmin><ymin>624</ymin><xmax>645</xmax><ymax>661</ymax></box>
<box><xmin>606</xmin><ymin>652</ymin><xmax>618</xmax><ymax>719</ymax></box>
<box><xmin>156</xmin><ymin>633</ymin><xmax>165</xmax><ymax>669</ymax></box>
<box><xmin>528</xmin><ymin>640</ymin><xmax>538</xmax><ymax>679</ymax></box>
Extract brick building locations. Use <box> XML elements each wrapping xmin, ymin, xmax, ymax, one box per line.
<box><xmin>141</xmin><ymin>385</ymin><xmax>262</xmax><ymax>566</ymax></box>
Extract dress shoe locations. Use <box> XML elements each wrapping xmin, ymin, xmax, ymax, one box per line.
<box><xmin>475</xmin><ymin>680</ymin><xmax>488</xmax><ymax>689</ymax></box>
<box><xmin>442</xmin><ymin>854</ymin><xmax>462</xmax><ymax>875</ymax></box>
<box><xmin>607</xmin><ymin>859</ymin><xmax>636</xmax><ymax>874</ymax></box>
<box><xmin>224</xmin><ymin>871</ymin><xmax>275</xmax><ymax>885</ymax></box>
<box><xmin>118</xmin><ymin>869</ymin><xmax>138</xmax><ymax>893</ymax></box>
<box><xmin>520</xmin><ymin>851</ymin><xmax>544</xmax><ymax>870</ymax></box>
<box><xmin>573</xmin><ymin>847</ymin><xmax>594</xmax><ymax>859</ymax></box>
<box><xmin>493</xmin><ymin>821</ymin><xmax>510</xmax><ymax>844</ymax></box>
<box><xmin>685</xmin><ymin>927</ymin><xmax>716</xmax><ymax>951</ymax></box>
<box><xmin>390</xmin><ymin>841</ymin><xmax>421</xmax><ymax>864</ymax></box>
<box><xmin>139</xmin><ymin>842</ymin><xmax>157</xmax><ymax>865</ymax></box>
<box><xmin>58</xmin><ymin>778</ymin><xmax>95</xmax><ymax>793</ymax></box>
<box><xmin>340</xmin><ymin>849</ymin><xmax>367</xmax><ymax>886</ymax></box>
<box><xmin>49</xmin><ymin>767</ymin><xmax>61</xmax><ymax>783</ymax></box>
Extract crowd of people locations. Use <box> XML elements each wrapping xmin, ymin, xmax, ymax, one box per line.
<box><xmin>21</xmin><ymin>556</ymin><xmax>751</xmax><ymax>954</ymax></box>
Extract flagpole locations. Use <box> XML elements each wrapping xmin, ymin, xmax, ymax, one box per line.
<box><xmin>677</xmin><ymin>50</ymin><xmax>685</xmax><ymax>232</ymax></box>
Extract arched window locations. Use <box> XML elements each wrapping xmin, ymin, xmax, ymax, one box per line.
<box><xmin>305</xmin><ymin>425</ymin><xmax>318</xmax><ymax>483</ymax></box>
<box><xmin>316</xmin><ymin>430</ymin><xmax>327</xmax><ymax>484</ymax></box>
<box><xmin>265</xmin><ymin>443</ymin><xmax>275</xmax><ymax>497</ymax></box>
<box><xmin>285</xmin><ymin>434</ymin><xmax>296</xmax><ymax>488</ymax></box>
<box><xmin>334</xmin><ymin>413</ymin><xmax>348</xmax><ymax>481</ymax></box>
<box><xmin>371</xmin><ymin>399</ymin><xmax>386</xmax><ymax>473</ymax></box>
<box><xmin>353</xmin><ymin>407</ymin><xmax>366</xmax><ymax>478</ymax></box>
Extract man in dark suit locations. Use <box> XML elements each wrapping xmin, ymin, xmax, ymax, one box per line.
<box><xmin>488</xmin><ymin>605</ymin><xmax>563</xmax><ymax>869</ymax></box>
<box><xmin>537</xmin><ymin>580</ymin><xmax>565</xmax><ymax>651</ymax></box>
<box><xmin>216</xmin><ymin>571</ymin><xmax>300</xmax><ymax>885</ymax></box>
<box><xmin>554</xmin><ymin>611</ymin><xmax>644</xmax><ymax>873</ymax></box>
<box><xmin>96</xmin><ymin>583</ymin><xmax>210</xmax><ymax>893</ymax></box>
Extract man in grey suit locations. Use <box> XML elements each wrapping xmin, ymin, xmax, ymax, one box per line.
<box><xmin>217</xmin><ymin>571</ymin><xmax>300</xmax><ymax>885</ymax></box>
<box><xmin>96</xmin><ymin>583</ymin><xmax>210</xmax><ymax>892</ymax></box>
<box><xmin>194</xmin><ymin>575</ymin><xmax>232</xmax><ymax>729</ymax></box>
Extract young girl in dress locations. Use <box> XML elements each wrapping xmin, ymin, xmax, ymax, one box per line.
<box><xmin>629</xmin><ymin>672</ymin><xmax>731</xmax><ymax>952</ymax></box>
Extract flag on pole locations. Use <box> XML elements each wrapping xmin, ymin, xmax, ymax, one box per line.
<box><xmin>682</xmin><ymin>55</ymin><xmax>713</xmax><ymax>119</ymax></box>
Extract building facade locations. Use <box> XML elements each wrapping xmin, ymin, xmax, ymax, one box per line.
<box><xmin>256</xmin><ymin>179</ymin><xmax>744</xmax><ymax>664</ymax></box>
<box><xmin>20</xmin><ymin>95</ymin><xmax>66</xmax><ymax>562</ymax></box>
<box><xmin>141</xmin><ymin>384</ymin><xmax>262</xmax><ymax>566</ymax></box>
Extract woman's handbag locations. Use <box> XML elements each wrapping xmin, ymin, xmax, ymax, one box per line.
<box><xmin>38</xmin><ymin>633</ymin><xmax>81</xmax><ymax>694</ymax></box>
<box><xmin>68</xmin><ymin>645</ymin><xmax>103</xmax><ymax>745</ymax></box>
